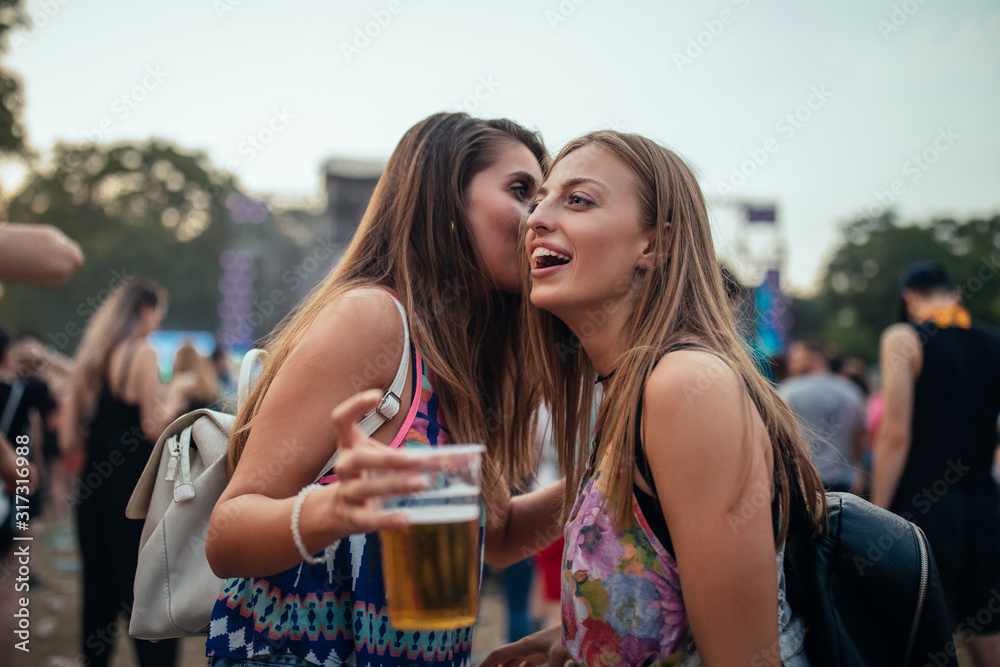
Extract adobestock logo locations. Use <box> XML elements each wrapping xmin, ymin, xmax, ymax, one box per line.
<box><xmin>716</xmin><ymin>85</ymin><xmax>833</xmax><ymax>194</ymax></box>
<box><xmin>83</xmin><ymin>66</ymin><xmax>168</xmax><ymax>142</ymax></box>
<box><xmin>340</xmin><ymin>0</ymin><xmax>407</xmax><ymax>64</ymax></box>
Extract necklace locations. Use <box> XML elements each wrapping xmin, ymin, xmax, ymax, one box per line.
<box><xmin>595</xmin><ymin>369</ymin><xmax>616</xmax><ymax>384</ymax></box>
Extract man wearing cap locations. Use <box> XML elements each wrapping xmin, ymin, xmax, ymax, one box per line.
<box><xmin>874</xmin><ymin>260</ymin><xmax>1000</xmax><ymax>664</ymax></box>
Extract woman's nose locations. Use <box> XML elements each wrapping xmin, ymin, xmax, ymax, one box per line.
<box><xmin>526</xmin><ymin>199</ymin><xmax>554</xmax><ymax>233</ymax></box>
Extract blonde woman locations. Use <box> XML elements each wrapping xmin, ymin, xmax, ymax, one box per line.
<box><xmin>483</xmin><ymin>132</ymin><xmax>826</xmax><ymax>666</ymax></box>
<box><xmin>172</xmin><ymin>342</ymin><xmax>220</xmax><ymax>412</ymax></box>
<box><xmin>60</xmin><ymin>278</ymin><xmax>193</xmax><ymax>667</ymax></box>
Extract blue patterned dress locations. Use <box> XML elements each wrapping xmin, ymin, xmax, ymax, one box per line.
<box><xmin>206</xmin><ymin>348</ymin><xmax>478</xmax><ymax>667</ymax></box>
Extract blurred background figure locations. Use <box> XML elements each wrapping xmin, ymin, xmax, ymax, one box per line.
<box><xmin>529</xmin><ymin>411</ymin><xmax>563</xmax><ymax>634</ymax></box>
<box><xmin>171</xmin><ymin>342</ymin><xmax>219</xmax><ymax>413</ymax></box>
<box><xmin>780</xmin><ymin>336</ymin><xmax>868</xmax><ymax>495</ymax></box>
<box><xmin>0</xmin><ymin>324</ymin><xmax>57</xmax><ymax>552</ymax></box>
<box><xmin>875</xmin><ymin>261</ymin><xmax>1000</xmax><ymax>664</ymax></box>
<box><xmin>59</xmin><ymin>278</ymin><xmax>192</xmax><ymax>667</ymax></box>
<box><xmin>210</xmin><ymin>338</ymin><xmax>236</xmax><ymax>409</ymax></box>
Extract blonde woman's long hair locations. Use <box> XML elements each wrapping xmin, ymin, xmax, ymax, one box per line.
<box><xmin>228</xmin><ymin>113</ymin><xmax>549</xmax><ymax>525</ymax></box>
<box><xmin>172</xmin><ymin>343</ymin><xmax>219</xmax><ymax>405</ymax></box>
<box><xmin>70</xmin><ymin>277</ymin><xmax>165</xmax><ymax>434</ymax></box>
<box><xmin>523</xmin><ymin>131</ymin><xmax>825</xmax><ymax>544</ymax></box>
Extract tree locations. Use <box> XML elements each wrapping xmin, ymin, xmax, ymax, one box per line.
<box><xmin>1</xmin><ymin>140</ymin><xmax>240</xmax><ymax>353</ymax></box>
<box><xmin>0</xmin><ymin>0</ymin><xmax>30</xmax><ymax>159</ymax></box>
<box><xmin>813</xmin><ymin>211</ymin><xmax>1000</xmax><ymax>362</ymax></box>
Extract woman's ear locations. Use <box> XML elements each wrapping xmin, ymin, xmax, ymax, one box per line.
<box><xmin>636</xmin><ymin>225</ymin><xmax>665</xmax><ymax>270</ymax></box>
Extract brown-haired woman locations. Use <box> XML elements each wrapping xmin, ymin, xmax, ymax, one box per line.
<box><xmin>204</xmin><ymin>113</ymin><xmax>564</xmax><ymax>667</ymax></box>
<box><xmin>60</xmin><ymin>277</ymin><xmax>193</xmax><ymax>667</ymax></box>
<box><xmin>482</xmin><ymin>132</ymin><xmax>826</xmax><ymax>666</ymax></box>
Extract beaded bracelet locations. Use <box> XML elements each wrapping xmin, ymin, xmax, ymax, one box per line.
<box><xmin>291</xmin><ymin>483</ymin><xmax>341</xmax><ymax>565</ymax></box>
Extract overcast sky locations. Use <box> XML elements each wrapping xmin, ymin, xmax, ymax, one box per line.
<box><xmin>6</xmin><ymin>0</ymin><xmax>999</xmax><ymax>292</ymax></box>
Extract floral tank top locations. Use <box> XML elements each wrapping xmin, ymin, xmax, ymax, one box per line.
<box><xmin>561</xmin><ymin>448</ymin><xmax>809</xmax><ymax>666</ymax></box>
<box><xmin>206</xmin><ymin>347</ymin><xmax>479</xmax><ymax>667</ymax></box>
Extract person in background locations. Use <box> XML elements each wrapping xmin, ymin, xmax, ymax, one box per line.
<box><xmin>210</xmin><ymin>339</ymin><xmax>236</xmax><ymax>408</ymax></box>
<box><xmin>838</xmin><ymin>356</ymin><xmax>870</xmax><ymax>397</ymax></box>
<box><xmin>781</xmin><ymin>336</ymin><xmax>867</xmax><ymax>495</ymax></box>
<box><xmin>59</xmin><ymin>278</ymin><xmax>194</xmax><ymax>667</ymax></box>
<box><xmin>0</xmin><ymin>222</ymin><xmax>82</xmax><ymax>665</ymax></box>
<box><xmin>0</xmin><ymin>325</ymin><xmax>58</xmax><ymax>538</ymax></box>
<box><xmin>874</xmin><ymin>261</ymin><xmax>1000</xmax><ymax>665</ymax></box>
<box><xmin>172</xmin><ymin>342</ymin><xmax>220</xmax><ymax>413</ymax></box>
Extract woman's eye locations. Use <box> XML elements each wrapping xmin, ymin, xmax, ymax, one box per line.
<box><xmin>511</xmin><ymin>183</ymin><xmax>531</xmax><ymax>200</ymax></box>
<box><xmin>526</xmin><ymin>200</ymin><xmax>539</xmax><ymax>214</ymax></box>
<box><xmin>569</xmin><ymin>194</ymin><xmax>593</xmax><ymax>207</ymax></box>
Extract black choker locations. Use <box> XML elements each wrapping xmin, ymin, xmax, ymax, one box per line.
<box><xmin>596</xmin><ymin>370</ymin><xmax>616</xmax><ymax>384</ymax></box>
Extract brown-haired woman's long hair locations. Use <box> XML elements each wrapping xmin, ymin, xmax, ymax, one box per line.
<box><xmin>524</xmin><ymin>131</ymin><xmax>825</xmax><ymax>545</ymax></box>
<box><xmin>228</xmin><ymin>112</ymin><xmax>549</xmax><ymax>525</ymax></box>
<box><xmin>70</xmin><ymin>277</ymin><xmax>164</xmax><ymax>433</ymax></box>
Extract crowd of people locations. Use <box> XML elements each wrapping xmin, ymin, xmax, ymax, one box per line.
<box><xmin>0</xmin><ymin>113</ymin><xmax>998</xmax><ymax>666</ymax></box>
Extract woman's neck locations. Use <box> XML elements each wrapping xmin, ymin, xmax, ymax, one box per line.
<box><xmin>564</xmin><ymin>306</ymin><xmax>630</xmax><ymax>379</ymax></box>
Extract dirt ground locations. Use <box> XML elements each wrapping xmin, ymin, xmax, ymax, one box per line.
<box><xmin>9</xmin><ymin>515</ymin><xmax>510</xmax><ymax>667</ymax></box>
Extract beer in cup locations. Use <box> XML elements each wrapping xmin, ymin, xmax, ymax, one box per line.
<box><xmin>378</xmin><ymin>444</ymin><xmax>484</xmax><ymax>631</ymax></box>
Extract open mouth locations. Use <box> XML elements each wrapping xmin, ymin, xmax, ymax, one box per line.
<box><xmin>531</xmin><ymin>247</ymin><xmax>572</xmax><ymax>270</ymax></box>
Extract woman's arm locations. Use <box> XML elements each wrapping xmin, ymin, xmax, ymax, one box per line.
<box><xmin>642</xmin><ymin>350</ymin><xmax>782</xmax><ymax>666</ymax></box>
<box><xmin>483</xmin><ymin>479</ymin><xmax>564</xmax><ymax>568</ymax></box>
<box><xmin>0</xmin><ymin>223</ymin><xmax>84</xmax><ymax>288</ymax></box>
<box><xmin>205</xmin><ymin>289</ymin><xmax>426</xmax><ymax>578</ymax></box>
<box><xmin>872</xmin><ymin>323</ymin><xmax>921</xmax><ymax>508</ymax></box>
<box><xmin>57</xmin><ymin>392</ymin><xmax>83</xmax><ymax>456</ymax></box>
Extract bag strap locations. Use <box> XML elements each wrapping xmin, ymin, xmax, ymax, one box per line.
<box><xmin>356</xmin><ymin>295</ymin><xmax>410</xmax><ymax>436</ymax></box>
<box><xmin>316</xmin><ymin>294</ymin><xmax>410</xmax><ymax>480</ymax></box>
<box><xmin>233</xmin><ymin>291</ymin><xmax>411</xmax><ymax>483</ymax></box>
<box><xmin>0</xmin><ymin>378</ymin><xmax>25</xmax><ymax>436</ymax></box>
<box><xmin>237</xmin><ymin>348</ymin><xmax>268</xmax><ymax>410</ymax></box>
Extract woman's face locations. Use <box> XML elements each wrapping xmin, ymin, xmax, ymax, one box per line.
<box><xmin>465</xmin><ymin>141</ymin><xmax>543</xmax><ymax>292</ymax></box>
<box><xmin>525</xmin><ymin>144</ymin><xmax>652</xmax><ymax>320</ymax></box>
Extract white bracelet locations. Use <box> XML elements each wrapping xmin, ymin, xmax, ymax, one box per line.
<box><xmin>291</xmin><ymin>484</ymin><xmax>341</xmax><ymax>565</ymax></box>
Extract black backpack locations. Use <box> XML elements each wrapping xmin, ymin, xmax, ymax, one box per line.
<box><xmin>783</xmin><ymin>492</ymin><xmax>956</xmax><ymax>666</ymax></box>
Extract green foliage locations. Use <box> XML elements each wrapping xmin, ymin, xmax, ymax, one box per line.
<box><xmin>0</xmin><ymin>0</ymin><xmax>29</xmax><ymax>158</ymax></box>
<box><xmin>809</xmin><ymin>211</ymin><xmax>1000</xmax><ymax>362</ymax></box>
<box><xmin>2</xmin><ymin>140</ymin><xmax>240</xmax><ymax>352</ymax></box>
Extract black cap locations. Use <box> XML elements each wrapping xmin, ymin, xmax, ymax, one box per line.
<box><xmin>900</xmin><ymin>260</ymin><xmax>954</xmax><ymax>292</ymax></box>
<box><xmin>898</xmin><ymin>260</ymin><xmax>955</xmax><ymax>321</ymax></box>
